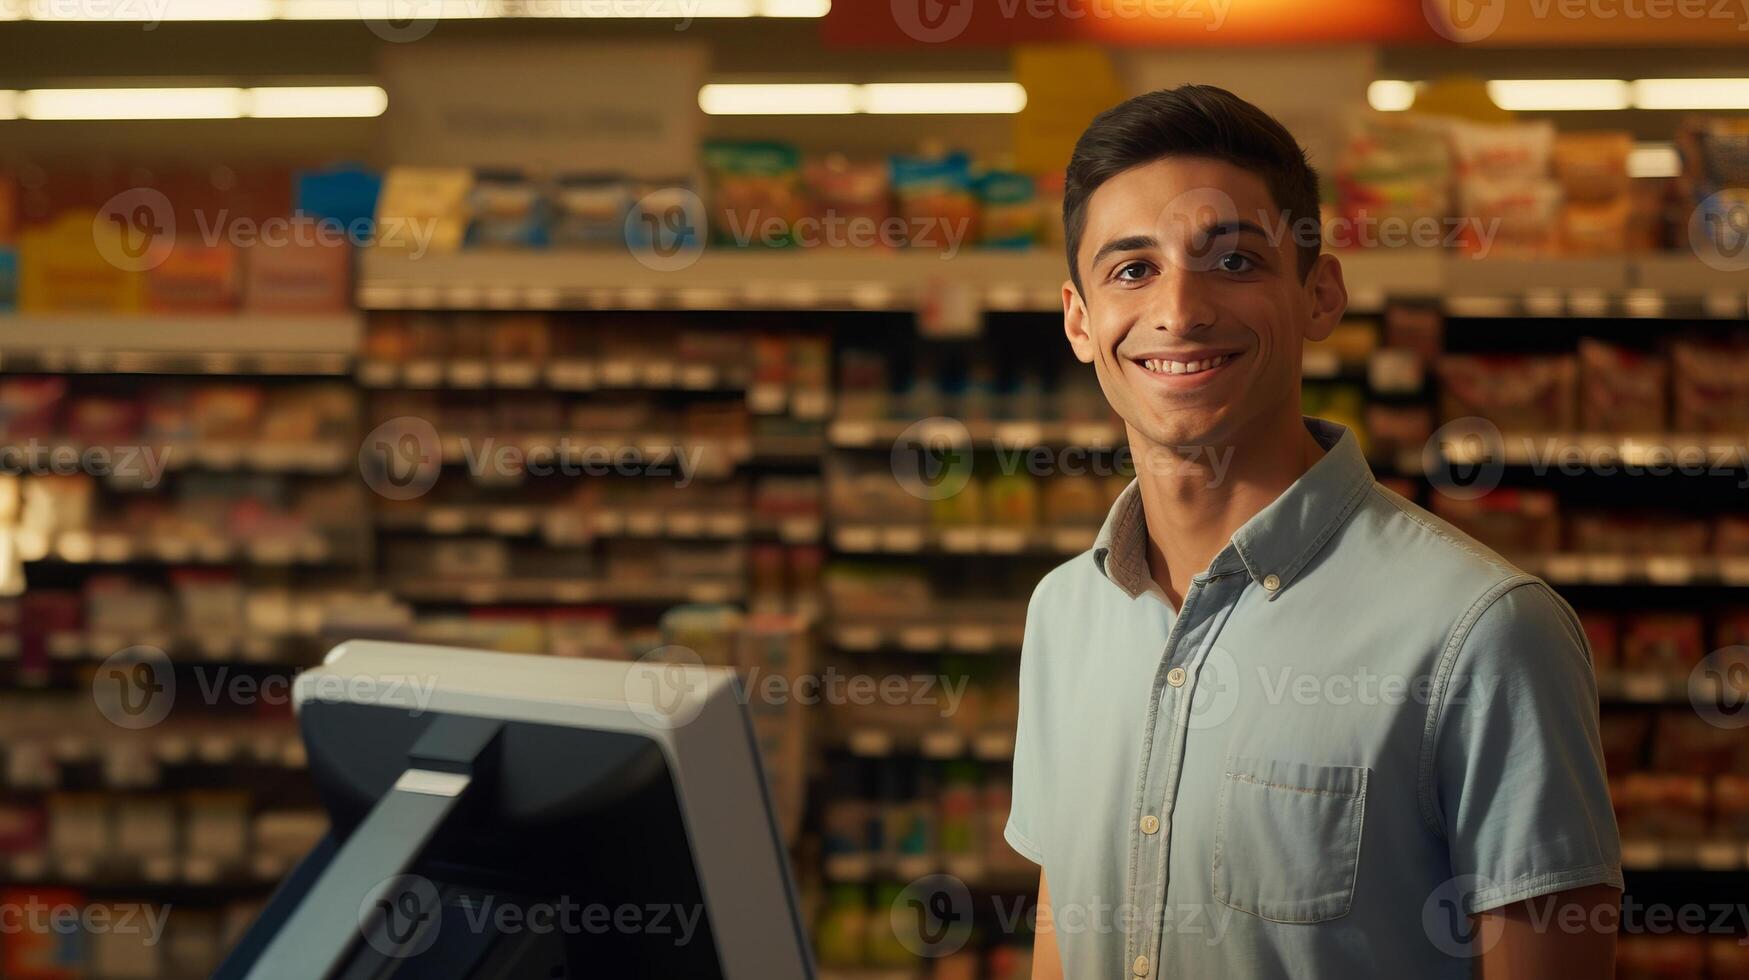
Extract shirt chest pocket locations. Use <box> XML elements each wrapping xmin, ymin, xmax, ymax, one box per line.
<box><xmin>1210</xmin><ymin>757</ymin><xmax>1369</xmax><ymax>923</ymax></box>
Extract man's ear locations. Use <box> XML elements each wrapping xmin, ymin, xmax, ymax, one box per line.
<box><xmin>1304</xmin><ymin>254</ymin><xmax>1347</xmax><ymax>344</ymax></box>
<box><xmin>1063</xmin><ymin>280</ymin><xmax>1095</xmax><ymax>364</ymax></box>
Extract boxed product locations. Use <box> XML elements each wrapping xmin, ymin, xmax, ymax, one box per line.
<box><xmin>374</xmin><ymin>166</ymin><xmax>474</xmax><ymax>254</ymax></box>
<box><xmin>1612</xmin><ymin>772</ymin><xmax>1708</xmax><ymax>838</ymax></box>
<box><xmin>1448</xmin><ymin>120</ymin><xmax>1559</xmax><ymax>256</ymax></box>
<box><xmin>1652</xmin><ymin>710</ymin><xmax>1744</xmax><ymax>775</ymax></box>
<box><xmin>802</xmin><ymin>156</ymin><xmax>890</xmax><ymax>247</ymax></box>
<box><xmin>1554</xmin><ymin>132</ymin><xmax>1633</xmax><ymax>204</ymax></box>
<box><xmin>295</xmin><ymin>162</ymin><xmax>382</xmax><ymax>236</ymax></box>
<box><xmin>890</xmin><ymin>151</ymin><xmax>979</xmax><ymax>249</ymax></box>
<box><xmin>977</xmin><ymin>170</ymin><xmax>1038</xmax><ymax>248</ymax></box>
<box><xmin>1332</xmin><ymin>113</ymin><xmax>1452</xmax><ymax>233</ymax></box>
<box><xmin>1436</xmin><ymin>355</ymin><xmax>1576</xmax><ymax>431</ymax></box>
<box><xmin>701</xmin><ymin>141</ymin><xmax>803</xmax><ymax>247</ymax></box>
<box><xmin>241</xmin><ymin>217</ymin><xmax>351</xmax><ymax>312</ymax></box>
<box><xmin>146</xmin><ymin>240</ymin><xmax>240</xmax><ymax>312</ymax></box>
<box><xmin>550</xmin><ymin>174</ymin><xmax>635</xmax><ymax>247</ymax></box>
<box><xmin>0</xmin><ymin>887</ymin><xmax>87</xmax><ymax>979</ymax></box>
<box><xmin>1619</xmin><ymin>613</ymin><xmax>1705</xmax><ymax>673</ymax></box>
<box><xmin>1577</xmin><ymin>339</ymin><xmax>1666</xmax><ymax>431</ymax></box>
<box><xmin>466</xmin><ymin>169</ymin><xmax>549</xmax><ymax>248</ymax></box>
<box><xmin>1672</xmin><ymin>340</ymin><xmax>1749</xmax><ymax>432</ymax></box>
<box><xmin>1429</xmin><ymin>489</ymin><xmax>1560</xmax><ymax>555</ymax></box>
<box><xmin>20</xmin><ymin>211</ymin><xmax>145</xmax><ymax>312</ymax></box>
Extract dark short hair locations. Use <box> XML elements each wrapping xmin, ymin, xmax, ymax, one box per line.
<box><xmin>1063</xmin><ymin>84</ymin><xmax>1322</xmax><ymax>292</ymax></box>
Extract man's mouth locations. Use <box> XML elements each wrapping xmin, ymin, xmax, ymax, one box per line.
<box><xmin>1134</xmin><ymin>352</ymin><xmax>1238</xmax><ymax>377</ymax></box>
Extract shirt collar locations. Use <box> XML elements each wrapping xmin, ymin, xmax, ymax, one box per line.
<box><xmin>1092</xmin><ymin>417</ymin><xmax>1374</xmax><ymax>601</ymax></box>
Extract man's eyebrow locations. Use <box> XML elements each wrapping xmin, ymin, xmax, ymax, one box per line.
<box><xmin>1089</xmin><ymin>234</ymin><xmax>1157</xmax><ymax>269</ymax></box>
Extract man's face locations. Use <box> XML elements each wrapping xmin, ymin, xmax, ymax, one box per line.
<box><xmin>1064</xmin><ymin>155</ymin><xmax>1340</xmax><ymax>452</ymax></box>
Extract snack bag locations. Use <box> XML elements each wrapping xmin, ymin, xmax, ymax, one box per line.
<box><xmin>1436</xmin><ymin>354</ymin><xmax>1576</xmax><ymax>431</ymax></box>
<box><xmin>976</xmin><ymin>169</ymin><xmax>1037</xmax><ymax>248</ymax></box>
<box><xmin>802</xmin><ymin>155</ymin><xmax>889</xmax><ymax>248</ymax></box>
<box><xmin>701</xmin><ymin>141</ymin><xmax>803</xmax><ymax>247</ymax></box>
<box><xmin>890</xmin><ymin>151</ymin><xmax>979</xmax><ymax>249</ymax></box>
<box><xmin>1578</xmin><ymin>338</ymin><xmax>1666</xmax><ymax>431</ymax></box>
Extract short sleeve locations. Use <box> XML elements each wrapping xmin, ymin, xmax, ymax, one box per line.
<box><xmin>1429</xmin><ymin>580</ymin><xmax>1624</xmax><ymax>913</ymax></box>
<box><xmin>1003</xmin><ymin>576</ymin><xmax>1051</xmax><ymax>867</ymax></box>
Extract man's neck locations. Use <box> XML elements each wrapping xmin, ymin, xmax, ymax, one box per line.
<box><xmin>1134</xmin><ymin>411</ymin><xmax>1327</xmax><ymax>612</ymax></box>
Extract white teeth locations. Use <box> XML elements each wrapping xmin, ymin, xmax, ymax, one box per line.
<box><xmin>1140</xmin><ymin>353</ymin><xmax>1231</xmax><ymax>376</ymax></box>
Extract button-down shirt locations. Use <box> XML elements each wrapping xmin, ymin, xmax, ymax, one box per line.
<box><xmin>1005</xmin><ymin>417</ymin><xmax>1621</xmax><ymax>978</ymax></box>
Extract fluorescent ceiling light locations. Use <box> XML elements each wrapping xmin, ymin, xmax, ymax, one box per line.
<box><xmin>861</xmin><ymin>83</ymin><xmax>1027</xmax><ymax>115</ymax></box>
<box><xmin>1628</xmin><ymin>142</ymin><xmax>1680</xmax><ymax>179</ymax></box>
<box><xmin>1486</xmin><ymin>79</ymin><xmax>1630</xmax><ymax>112</ymax></box>
<box><xmin>21</xmin><ymin>87</ymin><xmax>246</xmax><ymax>120</ymax></box>
<box><xmin>17</xmin><ymin>0</ymin><xmax>822</xmax><ymax>20</ymax></box>
<box><xmin>10</xmin><ymin>86</ymin><xmax>388</xmax><ymax>120</ymax></box>
<box><xmin>1632</xmin><ymin>78</ymin><xmax>1749</xmax><ymax>110</ymax></box>
<box><xmin>700</xmin><ymin>82</ymin><xmax>1028</xmax><ymax>115</ymax></box>
<box><xmin>699</xmin><ymin>83</ymin><xmax>859</xmax><ymax>115</ymax></box>
<box><xmin>1367</xmin><ymin>80</ymin><xmax>1418</xmax><ymax>113</ymax></box>
<box><xmin>246</xmin><ymin>85</ymin><xmax>388</xmax><ymax>118</ymax></box>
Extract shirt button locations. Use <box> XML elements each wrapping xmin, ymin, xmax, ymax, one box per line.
<box><xmin>1140</xmin><ymin>814</ymin><xmax>1160</xmax><ymax>835</ymax></box>
<box><xmin>1263</xmin><ymin>573</ymin><xmax>1282</xmax><ymax>592</ymax></box>
<box><xmin>1133</xmin><ymin>955</ymin><xmax>1151</xmax><ymax>976</ymax></box>
<box><xmin>1166</xmin><ymin>666</ymin><xmax>1187</xmax><ymax>687</ymax></box>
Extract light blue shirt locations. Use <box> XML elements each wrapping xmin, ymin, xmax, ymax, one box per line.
<box><xmin>1006</xmin><ymin>417</ymin><xmax>1622</xmax><ymax>978</ymax></box>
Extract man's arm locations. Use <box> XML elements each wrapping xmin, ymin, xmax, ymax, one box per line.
<box><xmin>1475</xmin><ymin>884</ymin><xmax>1620</xmax><ymax>978</ymax></box>
<box><xmin>1030</xmin><ymin>871</ymin><xmax>1065</xmax><ymax>980</ymax></box>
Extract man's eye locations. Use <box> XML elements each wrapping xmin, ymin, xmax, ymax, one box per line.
<box><xmin>1114</xmin><ymin>261</ymin><xmax>1152</xmax><ymax>281</ymax></box>
<box><xmin>1217</xmin><ymin>253</ymin><xmax>1255</xmax><ymax>273</ymax></box>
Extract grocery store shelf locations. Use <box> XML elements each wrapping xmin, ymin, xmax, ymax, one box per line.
<box><xmin>837</xmin><ymin>727</ymin><xmax>1015</xmax><ymax>761</ymax></box>
<box><xmin>831</xmin><ymin>524</ymin><xmax>1097</xmax><ymax>557</ymax></box>
<box><xmin>13</xmin><ymin>440</ymin><xmax>351</xmax><ymax>474</ymax></box>
<box><xmin>821</xmin><ymin>852</ymin><xmax>1035</xmax><ymax>891</ymax></box>
<box><xmin>35</xmin><ymin>630</ymin><xmax>322</xmax><ymax>666</ymax></box>
<box><xmin>1439</xmin><ymin>432</ymin><xmax>1749</xmax><ymax>469</ymax></box>
<box><xmin>390</xmin><ymin>577</ymin><xmax>743</xmax><ymax>605</ymax></box>
<box><xmin>1598</xmin><ymin>670</ymin><xmax>1719</xmax><ymax>704</ymax></box>
<box><xmin>830</xmin><ymin>620</ymin><xmax>1024</xmax><ymax>653</ymax></box>
<box><xmin>1523</xmin><ymin>553</ymin><xmax>1749</xmax><ymax>587</ymax></box>
<box><xmin>0</xmin><ymin>312</ymin><xmax>362</xmax><ymax>355</ymax></box>
<box><xmin>1620</xmin><ymin>838</ymin><xmax>1749</xmax><ymax>872</ymax></box>
<box><xmin>378</xmin><ymin>505</ymin><xmax>752</xmax><ymax>541</ymax></box>
<box><xmin>21</xmin><ymin>529</ymin><xmax>362</xmax><ymax>567</ymax></box>
<box><xmin>358</xmin><ymin>357</ymin><xmax>751</xmax><ymax>392</ymax></box>
<box><xmin>357</xmin><ymin>249</ymin><xmax>1749</xmax><ymax>317</ymax></box>
<box><xmin>829</xmin><ymin>417</ymin><xmax>1123</xmax><ymax>450</ymax></box>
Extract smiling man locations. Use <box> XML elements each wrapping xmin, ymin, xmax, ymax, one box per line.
<box><xmin>1004</xmin><ymin>86</ymin><xmax>1622</xmax><ymax>978</ymax></box>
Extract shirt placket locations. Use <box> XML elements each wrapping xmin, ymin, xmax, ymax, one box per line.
<box><xmin>1125</xmin><ymin>570</ymin><xmax>1245</xmax><ymax>980</ymax></box>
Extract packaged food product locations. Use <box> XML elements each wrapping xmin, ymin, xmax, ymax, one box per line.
<box><xmin>1653</xmin><ymin>710</ymin><xmax>1745</xmax><ymax>775</ymax></box>
<box><xmin>1578</xmin><ymin>339</ymin><xmax>1667</xmax><ymax>431</ymax></box>
<box><xmin>1035</xmin><ymin>170</ymin><xmax>1065</xmax><ymax>246</ymax></box>
<box><xmin>1672</xmin><ymin>341</ymin><xmax>1749</xmax><ymax>432</ymax></box>
<box><xmin>0</xmin><ymin>247</ymin><xmax>15</xmax><ymax>311</ymax></box>
<box><xmin>1430</xmin><ymin>489</ymin><xmax>1561</xmax><ymax>555</ymax></box>
<box><xmin>1559</xmin><ymin>197</ymin><xmax>1631</xmax><ymax>255</ymax></box>
<box><xmin>701</xmin><ymin>141</ymin><xmax>803</xmax><ymax>247</ymax></box>
<box><xmin>548</xmin><ymin>174</ymin><xmax>634</xmax><ymax>247</ymax></box>
<box><xmin>1715</xmin><ymin>608</ymin><xmax>1749</xmax><ymax>649</ymax></box>
<box><xmin>374</xmin><ymin>166</ymin><xmax>473</xmax><ymax>254</ymax></box>
<box><xmin>1578</xmin><ymin>611</ymin><xmax>1618</xmax><ymax>671</ymax></box>
<box><xmin>1611</xmin><ymin>772</ymin><xmax>1708</xmax><ymax>838</ymax></box>
<box><xmin>801</xmin><ymin>156</ymin><xmax>889</xmax><ymax>248</ymax></box>
<box><xmin>146</xmin><ymin>240</ymin><xmax>240</xmax><ymax>312</ymax></box>
<box><xmin>1714</xmin><ymin>516</ymin><xmax>1749</xmax><ymax>556</ymax></box>
<box><xmin>1333</xmin><ymin>113</ymin><xmax>1452</xmax><ymax>231</ymax></box>
<box><xmin>1449</xmin><ymin>119</ymin><xmax>1556</xmax><ymax>182</ymax></box>
<box><xmin>890</xmin><ymin>151</ymin><xmax>979</xmax><ymax>249</ymax></box>
<box><xmin>1552</xmin><ymin>132</ymin><xmax>1632</xmax><ymax>204</ymax></box>
<box><xmin>241</xmin><ymin>217</ymin><xmax>350</xmax><ymax>312</ymax></box>
<box><xmin>0</xmin><ymin>377</ymin><xmax>67</xmax><ymax>439</ymax></box>
<box><xmin>1620</xmin><ymin>613</ymin><xmax>1705</xmax><ymax>672</ymax></box>
<box><xmin>1597</xmin><ymin>712</ymin><xmax>1647</xmax><ymax>774</ymax></box>
<box><xmin>1566</xmin><ymin>512</ymin><xmax>1708</xmax><ymax>555</ymax></box>
<box><xmin>976</xmin><ymin>169</ymin><xmax>1038</xmax><ymax>248</ymax></box>
<box><xmin>1713</xmin><ymin>775</ymin><xmax>1749</xmax><ymax>837</ymax></box>
<box><xmin>1436</xmin><ymin>355</ymin><xmax>1576</xmax><ymax>431</ymax></box>
<box><xmin>1448</xmin><ymin>120</ymin><xmax>1559</xmax><ymax>256</ymax></box>
<box><xmin>465</xmin><ymin>169</ymin><xmax>548</xmax><ymax>248</ymax></box>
